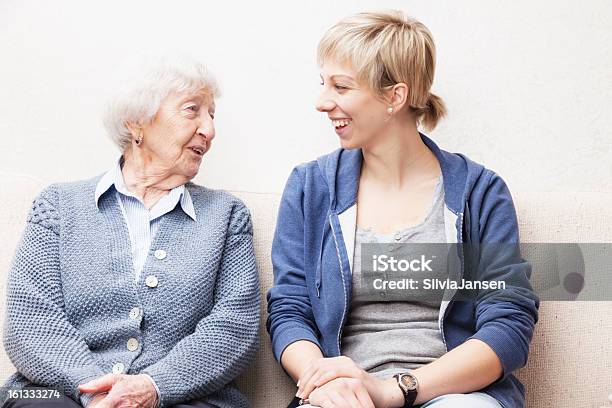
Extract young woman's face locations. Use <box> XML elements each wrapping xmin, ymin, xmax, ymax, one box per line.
<box><xmin>315</xmin><ymin>59</ymin><xmax>390</xmax><ymax>150</ymax></box>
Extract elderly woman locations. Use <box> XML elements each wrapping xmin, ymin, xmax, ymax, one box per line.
<box><xmin>3</xmin><ymin>57</ymin><xmax>260</xmax><ymax>408</ymax></box>
<box><xmin>267</xmin><ymin>10</ymin><xmax>538</xmax><ymax>408</ymax></box>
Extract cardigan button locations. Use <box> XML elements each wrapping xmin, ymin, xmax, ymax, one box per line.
<box><xmin>129</xmin><ymin>307</ymin><xmax>141</xmax><ymax>320</ymax></box>
<box><xmin>112</xmin><ymin>362</ymin><xmax>125</xmax><ymax>374</ymax></box>
<box><xmin>127</xmin><ymin>338</ymin><xmax>139</xmax><ymax>352</ymax></box>
<box><xmin>145</xmin><ymin>275</ymin><xmax>158</xmax><ymax>288</ymax></box>
<box><xmin>154</xmin><ymin>249</ymin><xmax>167</xmax><ymax>260</ymax></box>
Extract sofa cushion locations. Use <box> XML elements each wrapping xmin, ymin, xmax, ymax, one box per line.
<box><xmin>1</xmin><ymin>177</ymin><xmax>610</xmax><ymax>407</ymax></box>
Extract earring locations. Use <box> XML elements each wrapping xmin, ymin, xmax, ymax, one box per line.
<box><xmin>135</xmin><ymin>132</ymin><xmax>143</xmax><ymax>146</ymax></box>
<box><xmin>387</xmin><ymin>106</ymin><xmax>393</xmax><ymax>115</ymax></box>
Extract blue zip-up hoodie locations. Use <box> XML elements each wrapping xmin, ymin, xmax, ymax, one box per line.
<box><xmin>267</xmin><ymin>134</ymin><xmax>539</xmax><ymax>408</ymax></box>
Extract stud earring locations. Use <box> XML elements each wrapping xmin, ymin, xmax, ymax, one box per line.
<box><xmin>387</xmin><ymin>106</ymin><xmax>393</xmax><ymax>115</ymax></box>
<box><xmin>135</xmin><ymin>132</ymin><xmax>143</xmax><ymax>146</ymax></box>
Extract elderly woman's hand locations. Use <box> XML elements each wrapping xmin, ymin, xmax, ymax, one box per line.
<box><xmin>79</xmin><ymin>374</ymin><xmax>158</xmax><ymax>408</ymax></box>
<box><xmin>86</xmin><ymin>393</ymin><xmax>108</xmax><ymax>408</ymax></box>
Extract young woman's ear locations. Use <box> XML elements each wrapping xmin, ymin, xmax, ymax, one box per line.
<box><xmin>387</xmin><ymin>83</ymin><xmax>409</xmax><ymax>112</ymax></box>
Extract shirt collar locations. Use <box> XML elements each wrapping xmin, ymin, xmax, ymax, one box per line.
<box><xmin>94</xmin><ymin>158</ymin><xmax>197</xmax><ymax>221</ymax></box>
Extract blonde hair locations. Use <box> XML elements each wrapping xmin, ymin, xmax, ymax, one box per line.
<box><xmin>317</xmin><ymin>10</ymin><xmax>446</xmax><ymax>131</ymax></box>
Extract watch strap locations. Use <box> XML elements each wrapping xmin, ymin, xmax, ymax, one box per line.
<box><xmin>393</xmin><ymin>373</ymin><xmax>418</xmax><ymax>408</ymax></box>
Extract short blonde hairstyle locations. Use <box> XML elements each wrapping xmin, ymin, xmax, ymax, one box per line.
<box><xmin>318</xmin><ymin>10</ymin><xmax>446</xmax><ymax>131</ymax></box>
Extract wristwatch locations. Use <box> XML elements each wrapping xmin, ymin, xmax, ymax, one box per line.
<box><xmin>393</xmin><ymin>372</ymin><xmax>419</xmax><ymax>408</ymax></box>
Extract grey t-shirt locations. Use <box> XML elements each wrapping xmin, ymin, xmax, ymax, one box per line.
<box><xmin>341</xmin><ymin>176</ymin><xmax>448</xmax><ymax>379</ymax></box>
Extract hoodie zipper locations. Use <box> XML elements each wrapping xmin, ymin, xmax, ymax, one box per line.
<box><xmin>315</xmin><ymin>238</ymin><xmax>324</xmax><ymax>298</ymax></box>
<box><xmin>440</xmin><ymin>210</ymin><xmax>465</xmax><ymax>350</ymax></box>
<box><xmin>329</xmin><ymin>214</ymin><xmax>348</xmax><ymax>355</ymax></box>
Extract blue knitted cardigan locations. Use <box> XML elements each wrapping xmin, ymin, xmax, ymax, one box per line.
<box><xmin>3</xmin><ymin>177</ymin><xmax>260</xmax><ymax>407</ymax></box>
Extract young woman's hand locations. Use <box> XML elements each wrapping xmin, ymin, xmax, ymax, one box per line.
<box><xmin>296</xmin><ymin>356</ymin><xmax>403</xmax><ymax>407</ymax></box>
<box><xmin>307</xmin><ymin>377</ymin><xmax>375</xmax><ymax>408</ymax></box>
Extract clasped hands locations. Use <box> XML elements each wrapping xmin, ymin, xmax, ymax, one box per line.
<box><xmin>78</xmin><ymin>373</ymin><xmax>158</xmax><ymax>408</ymax></box>
<box><xmin>295</xmin><ymin>356</ymin><xmax>401</xmax><ymax>408</ymax></box>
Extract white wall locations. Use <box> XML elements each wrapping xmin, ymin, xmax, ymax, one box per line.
<box><xmin>1</xmin><ymin>0</ymin><xmax>611</xmax><ymax>195</ymax></box>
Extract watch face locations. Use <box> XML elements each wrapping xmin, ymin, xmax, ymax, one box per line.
<box><xmin>400</xmin><ymin>374</ymin><xmax>418</xmax><ymax>390</ymax></box>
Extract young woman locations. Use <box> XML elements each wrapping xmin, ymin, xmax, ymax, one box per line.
<box><xmin>267</xmin><ymin>10</ymin><xmax>538</xmax><ymax>408</ymax></box>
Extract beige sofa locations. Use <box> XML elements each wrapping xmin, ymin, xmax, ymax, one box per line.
<box><xmin>1</xmin><ymin>173</ymin><xmax>610</xmax><ymax>407</ymax></box>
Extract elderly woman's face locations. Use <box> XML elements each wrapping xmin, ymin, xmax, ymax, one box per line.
<box><xmin>138</xmin><ymin>89</ymin><xmax>215</xmax><ymax>179</ymax></box>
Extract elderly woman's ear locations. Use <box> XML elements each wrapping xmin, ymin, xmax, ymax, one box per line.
<box><xmin>125</xmin><ymin>122</ymin><xmax>143</xmax><ymax>146</ymax></box>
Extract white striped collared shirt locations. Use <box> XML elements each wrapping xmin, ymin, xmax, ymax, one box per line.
<box><xmin>94</xmin><ymin>159</ymin><xmax>197</xmax><ymax>282</ymax></box>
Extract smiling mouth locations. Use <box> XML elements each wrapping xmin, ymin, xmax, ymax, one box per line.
<box><xmin>332</xmin><ymin>119</ymin><xmax>352</xmax><ymax>129</ymax></box>
<box><xmin>188</xmin><ymin>146</ymin><xmax>206</xmax><ymax>156</ymax></box>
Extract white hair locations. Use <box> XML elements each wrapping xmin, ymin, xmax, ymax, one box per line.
<box><xmin>103</xmin><ymin>54</ymin><xmax>221</xmax><ymax>152</ymax></box>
